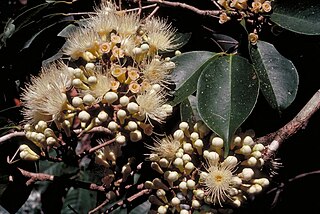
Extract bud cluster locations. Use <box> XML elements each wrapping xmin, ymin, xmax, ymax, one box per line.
<box><xmin>145</xmin><ymin>121</ymin><xmax>270</xmax><ymax>213</ymax></box>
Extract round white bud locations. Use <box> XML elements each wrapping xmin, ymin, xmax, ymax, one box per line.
<box><xmin>126</xmin><ymin>121</ymin><xmax>138</xmax><ymax>131</ymax></box>
<box><xmin>173</xmin><ymin>129</ymin><xmax>184</xmax><ymax>141</ymax></box>
<box><xmin>85</xmin><ymin>62</ymin><xmax>95</xmax><ymax>71</ymax></box>
<box><xmin>180</xmin><ymin>210</ymin><xmax>188</xmax><ymax>214</ymax></box>
<box><xmin>119</xmin><ymin>96</ymin><xmax>130</xmax><ymax>106</ymax></box>
<box><xmin>191</xmin><ymin>199</ymin><xmax>200</xmax><ymax>209</ymax></box>
<box><xmin>72</xmin><ymin>97</ymin><xmax>83</xmax><ymax>107</ymax></box>
<box><xmin>127</xmin><ymin>102</ymin><xmax>139</xmax><ymax>114</ymax></box>
<box><xmin>211</xmin><ymin>137</ymin><xmax>224</xmax><ymax>148</ymax></box>
<box><xmin>159</xmin><ymin>158</ymin><xmax>169</xmax><ymax>168</ymax></box>
<box><xmin>103</xmin><ymin>92</ymin><xmax>118</xmax><ymax>104</ymax></box>
<box><xmin>73</xmin><ymin>68</ymin><xmax>83</xmax><ymax>78</ymax></box>
<box><xmin>183</xmin><ymin>143</ymin><xmax>193</xmax><ymax>154</ymax></box>
<box><xmin>87</xmin><ymin>76</ymin><xmax>97</xmax><ymax>85</ymax></box>
<box><xmin>241</xmin><ymin>168</ymin><xmax>254</xmax><ymax>181</ymax></box>
<box><xmin>140</xmin><ymin>43</ymin><xmax>149</xmax><ymax>51</ymax></box>
<box><xmin>107</xmin><ymin>121</ymin><xmax>118</xmax><ymax>131</ymax></box>
<box><xmin>171</xmin><ymin>197</ymin><xmax>180</xmax><ymax>206</ymax></box>
<box><xmin>151</xmin><ymin>84</ymin><xmax>161</xmax><ymax>92</ymax></box>
<box><xmin>243</xmin><ymin>136</ymin><xmax>255</xmax><ymax>146</ymax></box>
<box><xmin>157</xmin><ymin>206</ymin><xmax>167</xmax><ymax>214</ymax></box>
<box><xmin>97</xmin><ymin>111</ymin><xmax>108</xmax><ymax>122</ymax></box>
<box><xmin>190</xmin><ymin>132</ymin><xmax>199</xmax><ymax>142</ymax></box>
<box><xmin>78</xmin><ymin>111</ymin><xmax>91</xmax><ymax>122</ymax></box>
<box><xmin>115</xmin><ymin>134</ymin><xmax>126</xmax><ymax>145</ymax></box>
<box><xmin>83</xmin><ymin>94</ymin><xmax>95</xmax><ymax>106</ymax></box>
<box><xmin>36</xmin><ymin>133</ymin><xmax>46</xmax><ymax>143</ymax></box>
<box><xmin>175</xmin><ymin>50</ymin><xmax>182</xmax><ymax>56</ymax></box>
<box><xmin>186</xmin><ymin>179</ymin><xmax>196</xmax><ymax>189</ymax></box>
<box><xmin>36</xmin><ymin>121</ymin><xmax>47</xmax><ymax>132</ymax></box>
<box><xmin>46</xmin><ymin>136</ymin><xmax>58</xmax><ymax>146</ymax></box>
<box><xmin>130</xmin><ymin>130</ymin><xmax>142</xmax><ymax>142</ymax></box>
<box><xmin>182</xmin><ymin>154</ymin><xmax>191</xmax><ymax>163</ymax></box>
<box><xmin>194</xmin><ymin>189</ymin><xmax>204</xmax><ymax>200</ymax></box>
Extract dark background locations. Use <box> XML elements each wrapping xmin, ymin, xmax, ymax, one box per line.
<box><xmin>1</xmin><ymin>0</ymin><xmax>320</xmax><ymax>213</ymax></box>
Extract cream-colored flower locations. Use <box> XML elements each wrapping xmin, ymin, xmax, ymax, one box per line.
<box><xmin>143</xmin><ymin>17</ymin><xmax>179</xmax><ymax>54</ymax></box>
<box><xmin>136</xmin><ymin>89</ymin><xmax>169</xmax><ymax>124</ymax></box>
<box><xmin>21</xmin><ymin>61</ymin><xmax>73</xmax><ymax>124</ymax></box>
<box><xmin>115</xmin><ymin>12</ymin><xmax>140</xmax><ymax>37</ymax></box>
<box><xmin>63</xmin><ymin>27</ymin><xmax>100</xmax><ymax>60</ymax></box>
<box><xmin>142</xmin><ymin>59</ymin><xmax>173</xmax><ymax>85</ymax></box>
<box><xmin>200</xmin><ymin>157</ymin><xmax>237</xmax><ymax>206</ymax></box>
<box><xmin>146</xmin><ymin>135</ymin><xmax>181</xmax><ymax>161</ymax></box>
<box><xmin>87</xmin><ymin>13</ymin><xmax>117</xmax><ymax>42</ymax></box>
<box><xmin>87</xmin><ymin>70</ymin><xmax>111</xmax><ymax>99</ymax></box>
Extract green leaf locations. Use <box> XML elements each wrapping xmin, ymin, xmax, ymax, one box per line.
<box><xmin>129</xmin><ymin>201</ymin><xmax>151</xmax><ymax>214</ymax></box>
<box><xmin>180</xmin><ymin>95</ymin><xmax>201</xmax><ymax>124</ymax></box>
<box><xmin>169</xmin><ymin>51</ymin><xmax>220</xmax><ymax>106</ymax></box>
<box><xmin>271</xmin><ymin>0</ymin><xmax>320</xmax><ymax>35</ymax></box>
<box><xmin>197</xmin><ymin>55</ymin><xmax>259</xmax><ymax>155</ymax></box>
<box><xmin>250</xmin><ymin>41</ymin><xmax>298</xmax><ymax>111</ymax></box>
<box><xmin>61</xmin><ymin>171</ymin><xmax>97</xmax><ymax>214</ymax></box>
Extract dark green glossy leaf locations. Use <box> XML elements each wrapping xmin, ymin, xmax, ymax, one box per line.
<box><xmin>180</xmin><ymin>95</ymin><xmax>201</xmax><ymax>124</ymax></box>
<box><xmin>250</xmin><ymin>41</ymin><xmax>298</xmax><ymax>111</ymax></box>
<box><xmin>170</xmin><ymin>51</ymin><xmax>220</xmax><ymax>106</ymax></box>
<box><xmin>271</xmin><ymin>0</ymin><xmax>320</xmax><ymax>35</ymax></box>
<box><xmin>197</xmin><ymin>55</ymin><xmax>259</xmax><ymax>155</ymax></box>
<box><xmin>61</xmin><ymin>171</ymin><xmax>97</xmax><ymax>214</ymax></box>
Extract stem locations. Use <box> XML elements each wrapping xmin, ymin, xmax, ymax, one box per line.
<box><xmin>260</xmin><ymin>89</ymin><xmax>320</xmax><ymax>160</ymax></box>
<box><xmin>17</xmin><ymin>168</ymin><xmax>106</xmax><ymax>191</ymax></box>
<box><xmin>147</xmin><ymin>0</ymin><xmax>220</xmax><ymax>17</ymax></box>
<box><xmin>0</xmin><ymin>131</ymin><xmax>25</xmax><ymax>145</ymax></box>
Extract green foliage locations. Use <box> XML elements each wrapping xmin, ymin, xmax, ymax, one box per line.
<box><xmin>197</xmin><ymin>55</ymin><xmax>259</xmax><ymax>155</ymax></box>
<box><xmin>271</xmin><ymin>0</ymin><xmax>320</xmax><ymax>35</ymax></box>
<box><xmin>169</xmin><ymin>51</ymin><xmax>219</xmax><ymax>106</ymax></box>
<box><xmin>250</xmin><ymin>41</ymin><xmax>299</xmax><ymax>112</ymax></box>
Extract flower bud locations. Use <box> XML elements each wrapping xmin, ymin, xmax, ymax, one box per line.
<box><xmin>157</xmin><ymin>205</ymin><xmax>167</xmax><ymax>214</ymax></box>
<box><xmin>186</xmin><ymin>179</ymin><xmax>196</xmax><ymax>190</ymax></box>
<box><xmin>19</xmin><ymin>144</ymin><xmax>39</xmax><ymax>161</ymax></box>
<box><xmin>193</xmin><ymin>139</ymin><xmax>203</xmax><ymax>154</ymax></box>
<box><xmin>173</xmin><ymin>158</ymin><xmax>184</xmax><ymax>172</ymax></box>
<box><xmin>46</xmin><ymin>136</ymin><xmax>58</xmax><ymax>147</ymax></box>
<box><xmin>103</xmin><ymin>92</ymin><xmax>118</xmax><ymax>104</ymax></box>
<box><xmin>72</xmin><ymin>97</ymin><xmax>83</xmax><ymax>108</ymax></box>
<box><xmin>119</xmin><ymin>95</ymin><xmax>130</xmax><ymax>106</ymax></box>
<box><xmin>151</xmin><ymin>162</ymin><xmax>164</xmax><ymax>174</ymax></box>
<box><xmin>194</xmin><ymin>189</ymin><xmax>205</xmax><ymax>200</ymax></box>
<box><xmin>130</xmin><ymin>130</ymin><xmax>142</xmax><ymax>142</ymax></box>
<box><xmin>184</xmin><ymin>162</ymin><xmax>195</xmax><ymax>175</ymax></box>
<box><xmin>156</xmin><ymin>189</ymin><xmax>168</xmax><ymax>203</ymax></box>
<box><xmin>191</xmin><ymin>199</ymin><xmax>201</xmax><ymax>209</ymax></box>
<box><xmin>161</xmin><ymin>104</ymin><xmax>173</xmax><ymax>115</ymax></box>
<box><xmin>127</xmin><ymin>102</ymin><xmax>139</xmax><ymax>114</ymax></box>
<box><xmin>72</xmin><ymin>78</ymin><xmax>89</xmax><ymax>90</ymax></box>
<box><xmin>97</xmin><ymin>110</ymin><xmax>108</xmax><ymax>122</ymax></box>
<box><xmin>117</xmin><ymin>109</ymin><xmax>127</xmax><ymax>124</ymax></box>
<box><xmin>183</xmin><ymin>143</ymin><xmax>193</xmax><ymax>154</ymax></box>
<box><xmin>240</xmin><ymin>168</ymin><xmax>254</xmax><ymax>181</ymax></box>
<box><xmin>115</xmin><ymin>134</ymin><xmax>126</xmax><ymax>145</ymax></box>
<box><xmin>78</xmin><ymin>110</ymin><xmax>91</xmax><ymax>123</ymax></box>
<box><xmin>243</xmin><ymin>136</ymin><xmax>255</xmax><ymax>146</ymax></box>
<box><xmin>107</xmin><ymin>121</ymin><xmax>118</xmax><ymax>131</ymax></box>
<box><xmin>190</xmin><ymin>132</ymin><xmax>199</xmax><ymax>142</ymax></box>
<box><xmin>179</xmin><ymin>181</ymin><xmax>188</xmax><ymax>195</ymax></box>
<box><xmin>87</xmin><ymin>76</ymin><xmax>97</xmax><ymax>85</ymax></box>
<box><xmin>36</xmin><ymin>121</ymin><xmax>47</xmax><ymax>132</ymax></box>
<box><xmin>173</xmin><ymin>129</ymin><xmax>184</xmax><ymax>141</ymax></box>
<box><xmin>159</xmin><ymin>158</ymin><xmax>169</xmax><ymax>168</ymax></box>
<box><xmin>83</xmin><ymin>94</ymin><xmax>95</xmax><ymax>106</ymax></box>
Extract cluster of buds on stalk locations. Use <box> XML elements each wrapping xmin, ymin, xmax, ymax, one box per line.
<box><xmin>217</xmin><ymin>0</ymin><xmax>274</xmax><ymax>44</ymax></box>
<box><xmin>145</xmin><ymin>121</ymin><xmax>270</xmax><ymax>213</ymax></box>
<box><xmin>20</xmin><ymin>2</ymin><xmax>178</xmax><ymax>163</ymax></box>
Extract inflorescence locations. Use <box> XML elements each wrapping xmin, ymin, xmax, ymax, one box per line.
<box><xmin>145</xmin><ymin>121</ymin><xmax>270</xmax><ymax>213</ymax></box>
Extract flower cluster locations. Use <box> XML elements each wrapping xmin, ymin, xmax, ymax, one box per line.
<box><xmin>217</xmin><ymin>0</ymin><xmax>274</xmax><ymax>44</ymax></box>
<box><xmin>20</xmin><ymin>2</ymin><xmax>178</xmax><ymax>160</ymax></box>
<box><xmin>145</xmin><ymin>121</ymin><xmax>270</xmax><ymax>213</ymax></box>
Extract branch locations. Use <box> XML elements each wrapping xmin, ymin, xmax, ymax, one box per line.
<box><xmin>17</xmin><ymin>168</ymin><xmax>106</xmax><ymax>191</ymax></box>
<box><xmin>260</xmin><ymin>89</ymin><xmax>320</xmax><ymax>161</ymax></box>
<box><xmin>0</xmin><ymin>131</ymin><xmax>25</xmax><ymax>145</ymax></box>
<box><xmin>147</xmin><ymin>0</ymin><xmax>220</xmax><ymax>17</ymax></box>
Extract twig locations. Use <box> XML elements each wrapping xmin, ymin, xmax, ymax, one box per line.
<box><xmin>17</xmin><ymin>168</ymin><xmax>106</xmax><ymax>192</ymax></box>
<box><xmin>259</xmin><ymin>89</ymin><xmax>320</xmax><ymax>161</ymax></box>
<box><xmin>89</xmin><ymin>198</ymin><xmax>110</xmax><ymax>214</ymax></box>
<box><xmin>147</xmin><ymin>0</ymin><xmax>220</xmax><ymax>17</ymax></box>
<box><xmin>267</xmin><ymin>169</ymin><xmax>320</xmax><ymax>206</ymax></box>
<box><xmin>78</xmin><ymin>138</ymin><xmax>116</xmax><ymax>158</ymax></box>
<box><xmin>0</xmin><ymin>131</ymin><xmax>25</xmax><ymax>145</ymax></box>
